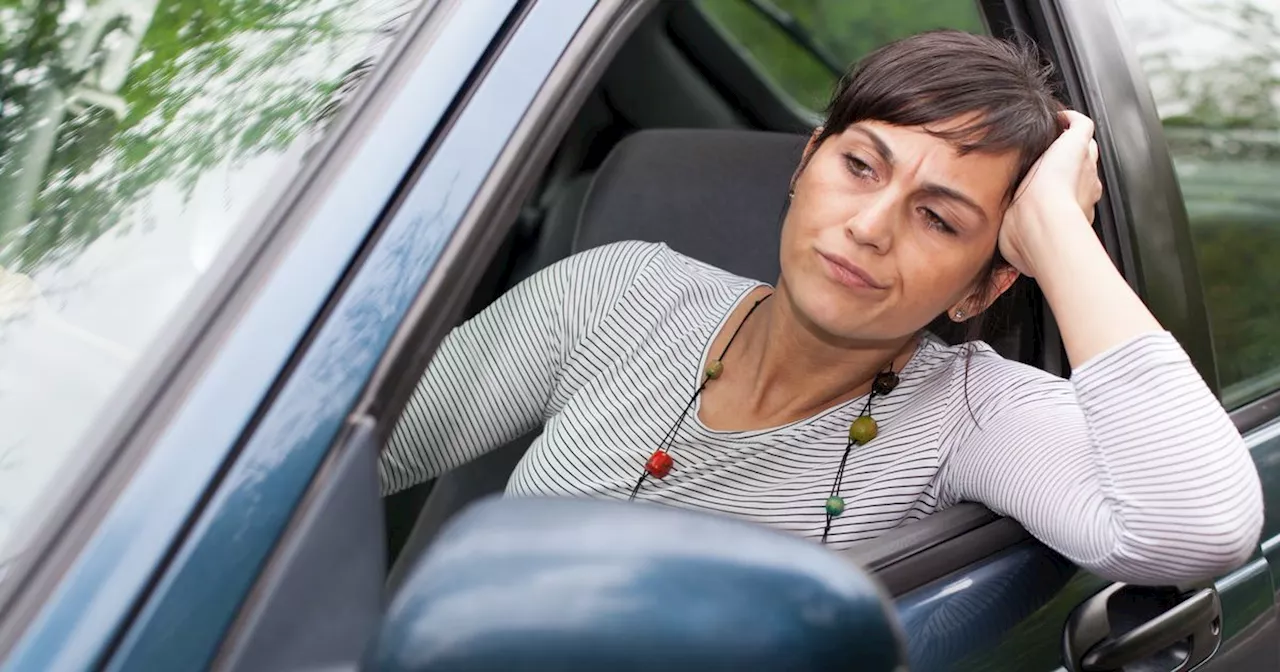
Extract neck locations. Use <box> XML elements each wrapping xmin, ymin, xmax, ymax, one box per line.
<box><xmin>732</xmin><ymin>283</ymin><xmax>915</xmax><ymax>422</ymax></box>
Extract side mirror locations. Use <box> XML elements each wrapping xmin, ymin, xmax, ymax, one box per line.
<box><xmin>368</xmin><ymin>497</ymin><xmax>906</xmax><ymax>671</ymax></box>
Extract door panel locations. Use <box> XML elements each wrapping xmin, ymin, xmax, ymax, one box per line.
<box><xmin>214</xmin><ymin>418</ymin><xmax>385</xmax><ymax>671</ymax></box>
<box><xmin>903</xmin><ymin>554</ymin><xmax>1274</xmax><ymax>671</ymax></box>
<box><xmin>895</xmin><ymin>541</ymin><xmax>1081</xmax><ymax>670</ymax></box>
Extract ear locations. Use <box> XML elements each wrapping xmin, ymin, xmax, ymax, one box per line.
<box><xmin>949</xmin><ymin>265</ymin><xmax>1020</xmax><ymax>322</ymax></box>
<box><xmin>789</xmin><ymin>126</ymin><xmax>824</xmax><ymax>194</ymax></box>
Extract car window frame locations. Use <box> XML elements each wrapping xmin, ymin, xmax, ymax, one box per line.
<box><xmin>0</xmin><ymin>0</ymin><xmax>465</xmax><ymax>664</ymax></box>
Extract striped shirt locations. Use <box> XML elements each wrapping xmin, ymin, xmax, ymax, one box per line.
<box><xmin>381</xmin><ymin>241</ymin><xmax>1264</xmax><ymax>584</ymax></box>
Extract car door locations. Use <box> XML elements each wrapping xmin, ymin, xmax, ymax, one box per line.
<box><xmin>0</xmin><ymin>0</ymin><xmax>453</xmax><ymax>668</ymax></box>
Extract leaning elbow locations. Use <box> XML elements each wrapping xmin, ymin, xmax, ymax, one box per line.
<box><xmin>1216</xmin><ymin>472</ymin><xmax>1267</xmax><ymax>573</ymax></box>
<box><xmin>1223</xmin><ymin>491</ymin><xmax>1266</xmax><ymax>570</ymax></box>
<box><xmin>1098</xmin><ymin>485</ymin><xmax>1265</xmax><ymax>585</ymax></box>
<box><xmin>1212</xmin><ymin>511</ymin><xmax>1264</xmax><ymax>575</ymax></box>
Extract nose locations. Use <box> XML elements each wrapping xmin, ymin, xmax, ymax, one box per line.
<box><xmin>845</xmin><ymin>191</ymin><xmax>895</xmax><ymax>253</ymax></box>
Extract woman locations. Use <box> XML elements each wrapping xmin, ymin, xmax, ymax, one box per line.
<box><xmin>380</xmin><ymin>31</ymin><xmax>1263</xmax><ymax>585</ymax></box>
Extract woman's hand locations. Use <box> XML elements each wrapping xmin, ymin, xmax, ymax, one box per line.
<box><xmin>998</xmin><ymin>110</ymin><xmax>1103</xmax><ymax>278</ymax></box>
<box><xmin>995</xmin><ymin>110</ymin><xmax>1161</xmax><ymax>367</ymax></box>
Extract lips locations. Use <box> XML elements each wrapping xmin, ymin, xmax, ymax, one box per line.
<box><xmin>817</xmin><ymin>251</ymin><xmax>887</xmax><ymax>290</ymax></box>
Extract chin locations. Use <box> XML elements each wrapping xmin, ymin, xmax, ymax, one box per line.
<box><xmin>779</xmin><ymin>247</ymin><xmax>912</xmax><ymax>343</ymax></box>
<box><xmin>787</xmin><ymin>277</ymin><xmax>884</xmax><ymax>341</ymax></box>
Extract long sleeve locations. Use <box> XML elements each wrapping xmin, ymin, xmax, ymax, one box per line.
<box><xmin>938</xmin><ymin>332</ymin><xmax>1265</xmax><ymax>585</ymax></box>
<box><xmin>379</xmin><ymin>241</ymin><xmax>660</xmax><ymax>495</ymax></box>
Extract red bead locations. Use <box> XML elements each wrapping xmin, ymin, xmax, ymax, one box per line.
<box><xmin>645</xmin><ymin>451</ymin><xmax>674</xmax><ymax>479</ymax></box>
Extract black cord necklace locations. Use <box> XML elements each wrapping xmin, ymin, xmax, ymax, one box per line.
<box><xmin>628</xmin><ymin>293</ymin><xmax>771</xmax><ymax>501</ymax></box>
<box><xmin>822</xmin><ymin>364</ymin><xmax>898</xmax><ymax>542</ymax></box>
<box><xmin>627</xmin><ymin>292</ymin><xmax>902</xmax><ymax>545</ymax></box>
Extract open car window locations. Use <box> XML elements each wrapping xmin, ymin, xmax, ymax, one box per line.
<box><xmin>0</xmin><ymin>0</ymin><xmax>417</xmax><ymax>583</ymax></box>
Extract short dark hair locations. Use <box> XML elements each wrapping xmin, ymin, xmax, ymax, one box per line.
<box><xmin>815</xmin><ymin>30</ymin><xmax>1065</xmax><ymax>203</ymax></box>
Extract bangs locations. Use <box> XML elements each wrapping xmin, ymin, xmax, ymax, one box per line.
<box><xmin>818</xmin><ymin>31</ymin><xmax>1065</xmax><ymax>202</ymax></box>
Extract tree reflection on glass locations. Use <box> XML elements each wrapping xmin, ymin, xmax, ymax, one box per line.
<box><xmin>1130</xmin><ymin>0</ymin><xmax>1280</xmax><ymax>404</ymax></box>
<box><xmin>0</xmin><ymin>0</ymin><xmax>410</xmax><ymax>272</ymax></box>
<box><xmin>0</xmin><ymin>0</ymin><xmax>415</xmax><ymax>582</ymax></box>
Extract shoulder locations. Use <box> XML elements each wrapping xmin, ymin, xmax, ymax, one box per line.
<box><xmin>558</xmin><ymin>241</ymin><xmax>757</xmax><ymax>295</ymax></box>
<box><xmin>913</xmin><ymin>335</ymin><xmax>1072</xmax><ymax>420</ymax></box>
<box><xmin>552</xmin><ymin>240</ymin><xmax>666</xmax><ymax>284</ymax></box>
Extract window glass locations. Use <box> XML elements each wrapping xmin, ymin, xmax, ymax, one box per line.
<box><xmin>696</xmin><ymin>0</ymin><xmax>987</xmax><ymax>111</ymax></box>
<box><xmin>0</xmin><ymin>0</ymin><xmax>420</xmax><ymax>578</ymax></box>
<box><xmin>1116</xmin><ymin>0</ymin><xmax>1280</xmax><ymax>408</ymax></box>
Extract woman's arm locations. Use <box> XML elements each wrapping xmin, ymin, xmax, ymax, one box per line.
<box><xmin>940</xmin><ymin>340</ymin><xmax>1263</xmax><ymax>585</ymax></box>
<box><xmin>379</xmin><ymin>241</ymin><xmax>660</xmax><ymax>495</ymax></box>
<box><xmin>999</xmin><ymin>111</ymin><xmax>1162</xmax><ymax>367</ymax></box>
<box><xmin>946</xmin><ymin>111</ymin><xmax>1264</xmax><ymax>584</ymax></box>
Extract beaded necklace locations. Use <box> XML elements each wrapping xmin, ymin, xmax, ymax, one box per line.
<box><xmin>627</xmin><ymin>292</ymin><xmax>901</xmax><ymax>544</ymax></box>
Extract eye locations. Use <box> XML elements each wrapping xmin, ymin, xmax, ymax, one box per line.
<box><xmin>920</xmin><ymin>207</ymin><xmax>956</xmax><ymax>235</ymax></box>
<box><xmin>843</xmin><ymin>153</ymin><xmax>875</xmax><ymax>180</ymax></box>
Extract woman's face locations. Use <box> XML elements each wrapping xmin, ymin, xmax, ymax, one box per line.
<box><xmin>779</xmin><ymin>119</ymin><xmax>1020</xmax><ymax>343</ymax></box>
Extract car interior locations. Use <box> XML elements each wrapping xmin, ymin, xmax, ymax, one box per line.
<box><xmin>382</xmin><ymin>0</ymin><xmax>1056</xmax><ymax>596</ymax></box>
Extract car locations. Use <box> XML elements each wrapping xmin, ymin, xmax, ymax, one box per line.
<box><xmin>0</xmin><ymin>0</ymin><xmax>1277</xmax><ymax>669</ymax></box>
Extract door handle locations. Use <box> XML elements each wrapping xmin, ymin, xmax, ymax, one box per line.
<box><xmin>1063</xmin><ymin>583</ymin><xmax>1222</xmax><ymax>672</ymax></box>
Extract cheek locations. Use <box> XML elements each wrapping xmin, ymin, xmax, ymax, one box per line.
<box><xmin>778</xmin><ymin>199</ymin><xmax>825</xmax><ymax>273</ymax></box>
<box><xmin>779</xmin><ymin>190</ymin><xmax>856</xmax><ymax>258</ymax></box>
<box><xmin>896</xmin><ymin>238</ymin><xmax>990</xmax><ymax>310</ymax></box>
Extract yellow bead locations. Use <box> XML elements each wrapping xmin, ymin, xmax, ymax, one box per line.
<box><xmin>706</xmin><ymin>360</ymin><xmax>724</xmax><ymax>380</ymax></box>
<box><xmin>848</xmin><ymin>415</ymin><xmax>878</xmax><ymax>445</ymax></box>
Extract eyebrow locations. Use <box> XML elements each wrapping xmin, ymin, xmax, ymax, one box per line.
<box><xmin>852</xmin><ymin>126</ymin><xmax>895</xmax><ymax>166</ymax></box>
<box><xmin>921</xmin><ymin>183</ymin><xmax>988</xmax><ymax>223</ymax></box>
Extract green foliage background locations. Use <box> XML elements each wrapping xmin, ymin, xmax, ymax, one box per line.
<box><xmin>698</xmin><ymin>0</ymin><xmax>986</xmax><ymax>111</ymax></box>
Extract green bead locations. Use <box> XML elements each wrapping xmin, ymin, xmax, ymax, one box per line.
<box><xmin>848</xmin><ymin>415</ymin><xmax>878</xmax><ymax>445</ymax></box>
<box><xmin>825</xmin><ymin>496</ymin><xmax>846</xmax><ymax>517</ymax></box>
<box><xmin>705</xmin><ymin>360</ymin><xmax>724</xmax><ymax>380</ymax></box>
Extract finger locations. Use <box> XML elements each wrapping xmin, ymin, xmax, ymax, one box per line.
<box><xmin>1088</xmin><ymin>139</ymin><xmax>1099</xmax><ymax>164</ymax></box>
<box><xmin>1061</xmin><ymin>110</ymin><xmax>1095</xmax><ymax>133</ymax></box>
<box><xmin>1059</xmin><ymin>110</ymin><xmax>1097</xmax><ymax>144</ymax></box>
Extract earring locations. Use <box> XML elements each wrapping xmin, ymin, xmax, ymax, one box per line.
<box><xmin>788</xmin><ymin>188</ymin><xmax>795</xmax><ymax>200</ymax></box>
<box><xmin>954</xmin><ymin>308</ymin><xmax>965</xmax><ymax>320</ymax></box>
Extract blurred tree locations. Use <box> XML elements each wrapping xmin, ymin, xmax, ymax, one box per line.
<box><xmin>0</xmin><ymin>0</ymin><xmax>410</xmax><ymax>271</ymax></box>
<box><xmin>1142</xmin><ymin>0</ymin><xmax>1278</xmax><ymax>132</ymax></box>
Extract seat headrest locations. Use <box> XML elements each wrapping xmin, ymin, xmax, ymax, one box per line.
<box><xmin>575</xmin><ymin>129</ymin><xmax>806</xmax><ymax>283</ymax></box>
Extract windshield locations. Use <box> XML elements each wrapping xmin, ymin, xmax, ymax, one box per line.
<box><xmin>0</xmin><ymin>0</ymin><xmax>419</xmax><ymax>581</ymax></box>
